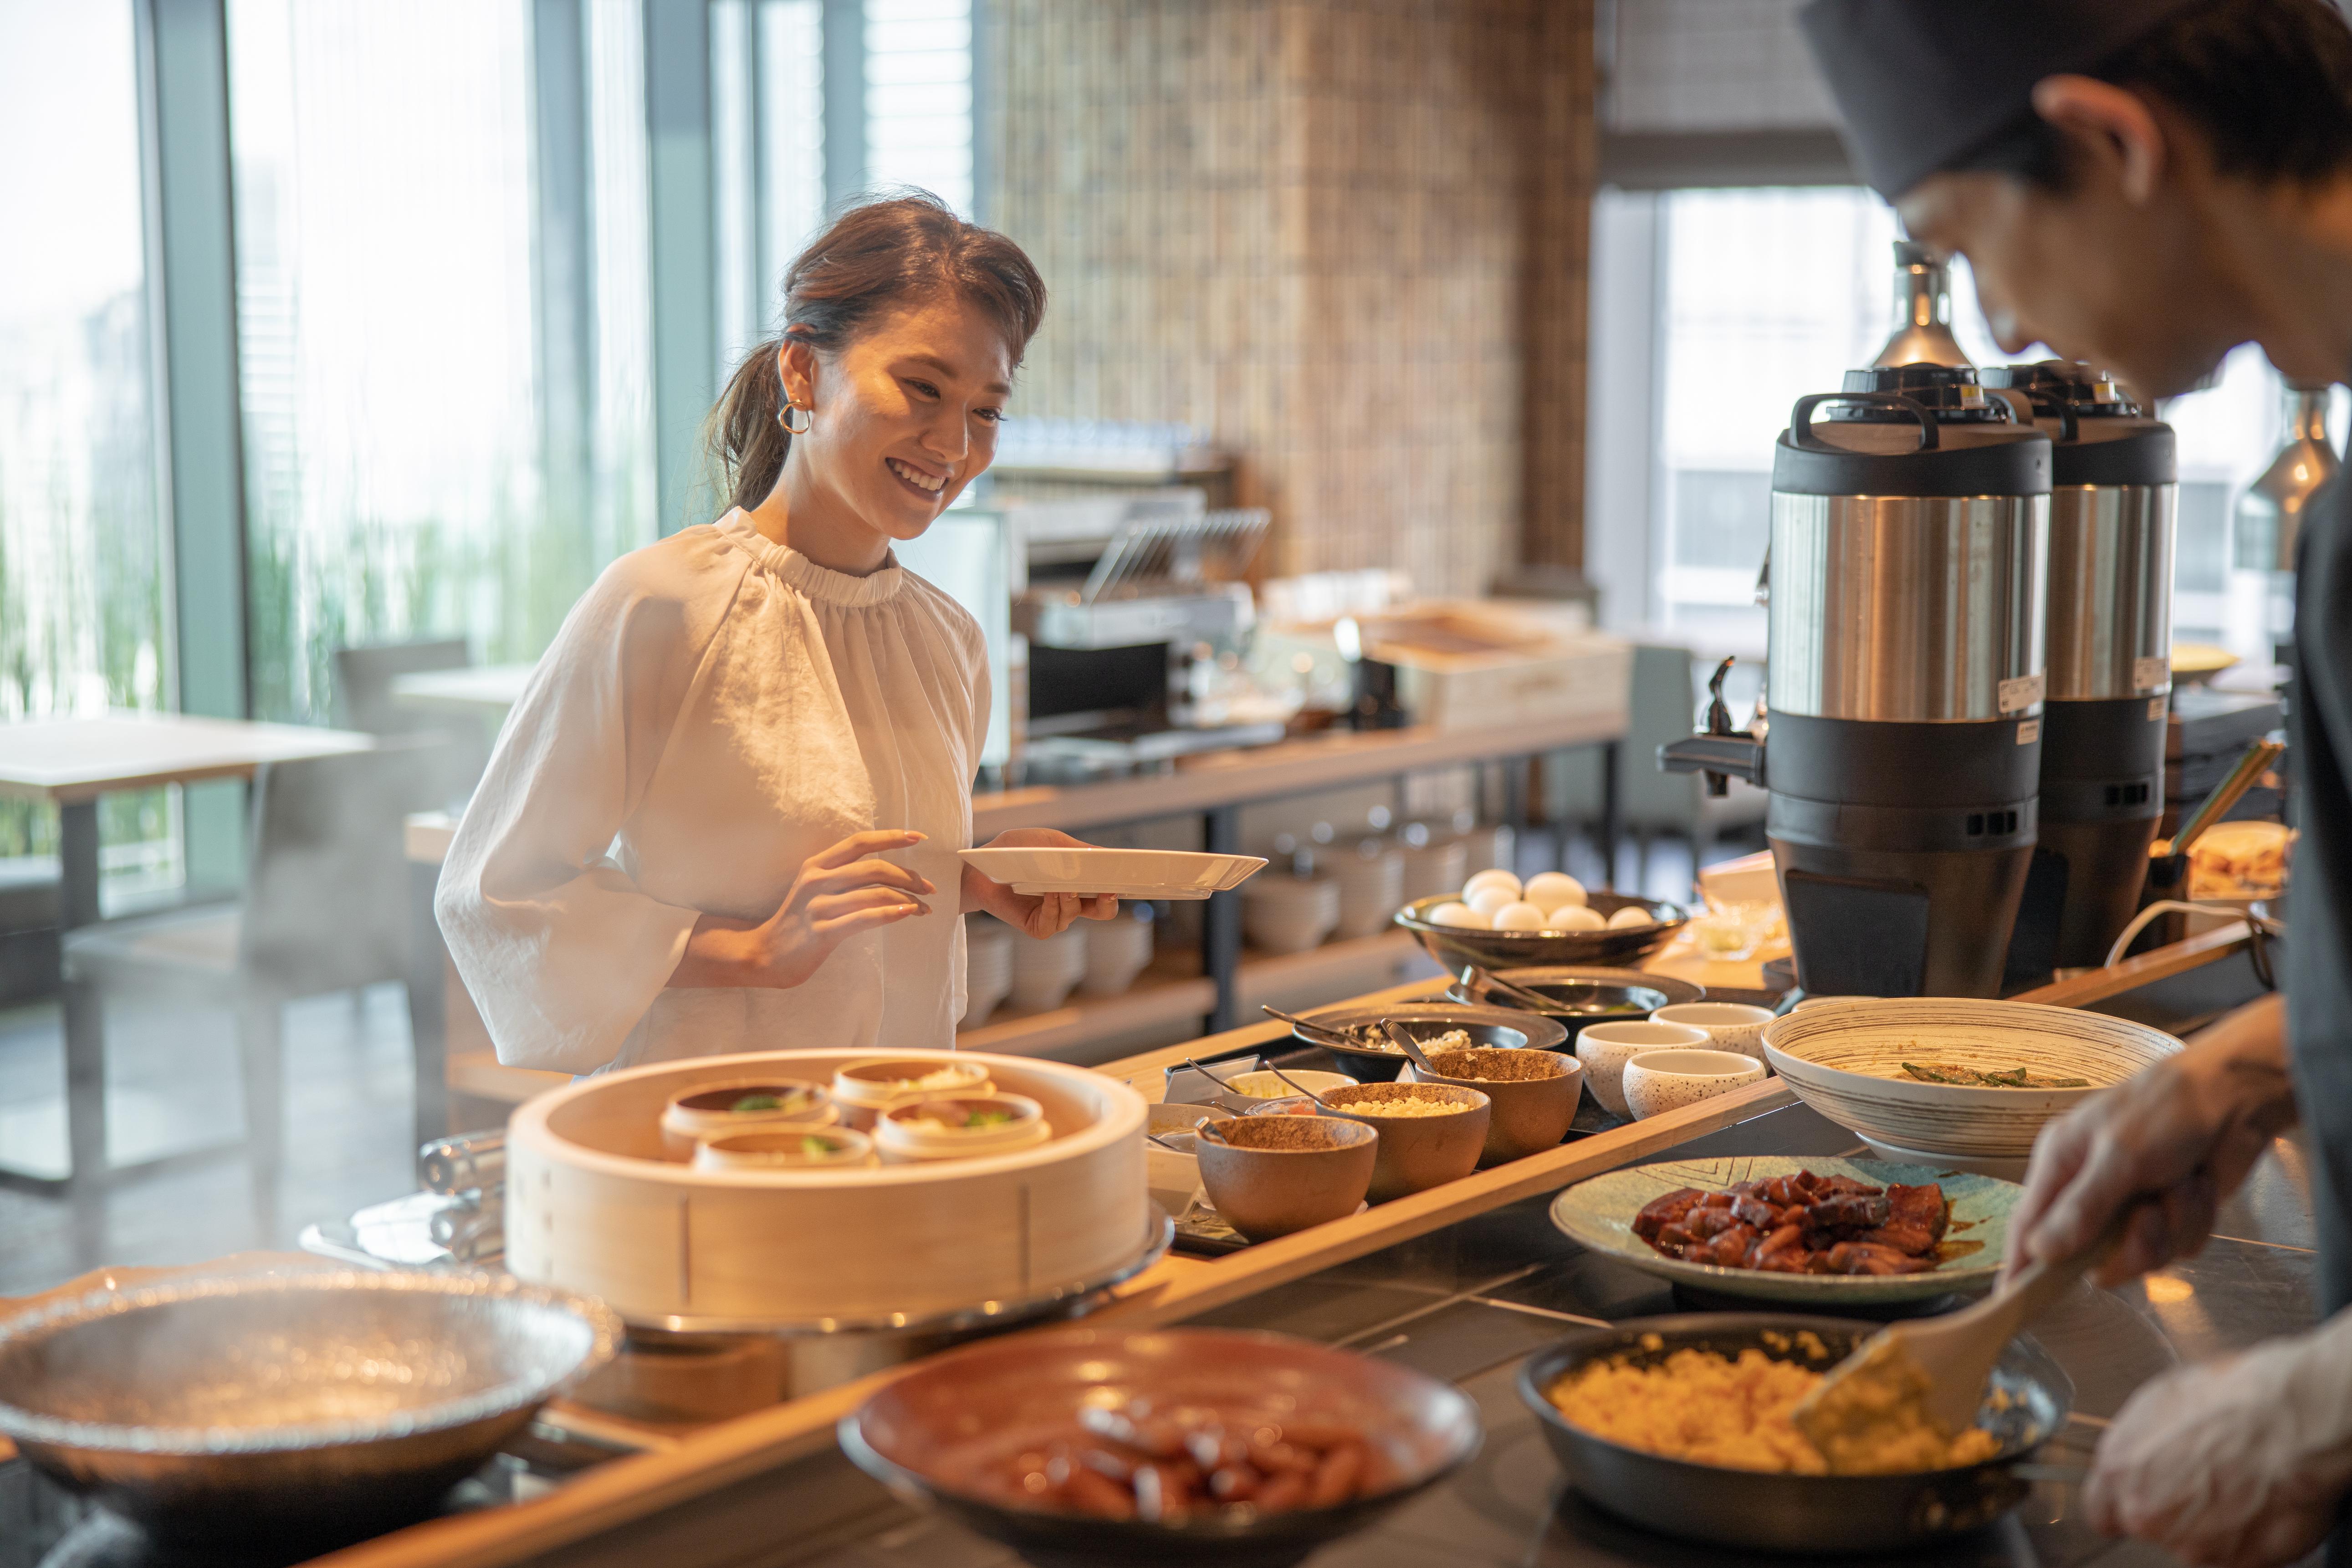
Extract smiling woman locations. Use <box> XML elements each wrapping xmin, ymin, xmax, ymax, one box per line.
<box><xmin>435</xmin><ymin>194</ymin><xmax>1117</xmax><ymax>1077</ymax></box>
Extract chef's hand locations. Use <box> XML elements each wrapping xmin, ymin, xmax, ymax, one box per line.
<box><xmin>2005</xmin><ymin>994</ymin><xmax>2295</xmax><ymax>1287</ymax></box>
<box><xmin>961</xmin><ymin>828</ymin><xmax>1118</xmax><ymax>938</ymax></box>
<box><xmin>2085</xmin><ymin>1311</ymin><xmax>2352</xmax><ymax>1568</ymax></box>
<box><xmin>670</xmin><ymin>829</ymin><xmax>936</xmax><ymax>989</ymax></box>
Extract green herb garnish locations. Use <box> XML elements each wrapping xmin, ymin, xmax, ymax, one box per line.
<box><xmin>731</xmin><ymin>1093</ymin><xmax>785</xmax><ymax>1112</ymax></box>
<box><xmin>800</xmin><ymin>1135</ymin><xmax>834</xmax><ymax>1156</ymax></box>
<box><xmin>965</xmin><ymin>1108</ymin><xmax>1015</xmax><ymax>1128</ymax></box>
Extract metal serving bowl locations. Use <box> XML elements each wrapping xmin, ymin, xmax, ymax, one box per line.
<box><xmin>1445</xmin><ymin>966</ymin><xmax>1704</xmax><ymax>1045</ymax></box>
<box><xmin>1283</xmin><ymin>1001</ymin><xmax>1567</xmax><ymax>1082</ymax></box>
<box><xmin>1395</xmin><ymin>893</ymin><xmax>1687</xmax><ymax>972</ymax></box>
<box><xmin>0</xmin><ymin>1269</ymin><xmax>622</xmax><ymax>1544</ymax></box>
<box><xmin>1517</xmin><ymin>1313</ymin><xmax>2072</xmax><ymax>1553</ymax></box>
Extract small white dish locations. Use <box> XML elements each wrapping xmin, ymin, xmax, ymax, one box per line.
<box><xmin>1649</xmin><ymin>1001</ymin><xmax>1776</xmax><ymax>1063</ymax></box>
<box><xmin>1574</xmin><ymin>1021</ymin><xmax>1710</xmax><ymax>1119</ymax></box>
<box><xmin>958</xmin><ymin>847</ymin><xmax>1266</xmax><ymax>900</ymax></box>
<box><xmin>832</xmin><ymin>1057</ymin><xmax>993</xmax><ymax>1130</ymax></box>
<box><xmin>875</xmin><ymin>1093</ymin><xmax>1051</xmax><ymax>1163</ymax></box>
<box><xmin>692</xmin><ymin>1125</ymin><xmax>874</xmax><ymax>1170</ymax></box>
<box><xmin>1621</xmin><ymin>1048</ymin><xmax>1767</xmax><ymax>1120</ymax></box>
<box><xmin>1222</xmin><ymin>1068</ymin><xmax>1359</xmax><ymax>1106</ymax></box>
<box><xmin>659</xmin><ymin>1078</ymin><xmax>834</xmax><ymax>1159</ymax></box>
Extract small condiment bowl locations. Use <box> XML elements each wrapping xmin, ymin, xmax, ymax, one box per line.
<box><xmin>1309</xmin><ymin>1083</ymin><xmax>1492</xmax><ymax>1201</ymax></box>
<box><xmin>875</xmin><ymin>1093</ymin><xmax>1049</xmax><ymax>1164</ymax></box>
<box><xmin>1222</xmin><ymin>1067</ymin><xmax>1359</xmax><ymax>1106</ymax></box>
<box><xmin>659</xmin><ymin>1078</ymin><xmax>834</xmax><ymax>1160</ymax></box>
<box><xmin>692</xmin><ymin>1125</ymin><xmax>876</xmax><ymax>1171</ymax></box>
<box><xmin>833</xmin><ymin>1057</ymin><xmax>993</xmax><ymax>1131</ymax></box>
<box><xmin>1574</xmin><ymin>1021</ymin><xmax>1710</xmax><ymax>1119</ymax></box>
<box><xmin>1620</xmin><ymin>1048</ymin><xmax>1767</xmax><ymax>1121</ymax></box>
<box><xmin>1401</xmin><ymin>1047</ymin><xmax>1583</xmax><ymax>1165</ymax></box>
<box><xmin>1649</xmin><ymin>1002</ymin><xmax>1776</xmax><ymax>1064</ymax></box>
<box><xmin>1193</xmin><ymin>1115</ymin><xmax>1379</xmax><ymax>1241</ymax></box>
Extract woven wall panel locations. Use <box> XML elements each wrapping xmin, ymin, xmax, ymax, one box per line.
<box><xmin>990</xmin><ymin>0</ymin><xmax>1593</xmax><ymax>591</ymax></box>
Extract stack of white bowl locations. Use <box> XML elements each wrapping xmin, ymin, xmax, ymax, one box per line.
<box><xmin>1326</xmin><ymin>839</ymin><xmax>1406</xmax><ymax>939</ymax></box>
<box><xmin>1399</xmin><ymin>834</ymin><xmax>1468</xmax><ymax>904</ymax></box>
<box><xmin>1081</xmin><ymin>907</ymin><xmax>1156</xmax><ymax>996</ymax></box>
<box><xmin>962</xmin><ymin>915</ymin><xmax>1016</xmax><ymax>1027</ymax></box>
<box><xmin>1009</xmin><ymin>923</ymin><xmax>1089</xmax><ymax>1011</ymax></box>
<box><xmin>1241</xmin><ymin>873</ymin><xmax>1341</xmax><ymax>954</ymax></box>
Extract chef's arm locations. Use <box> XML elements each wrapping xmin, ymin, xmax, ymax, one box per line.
<box><xmin>2007</xmin><ymin>993</ymin><xmax>2297</xmax><ymax>1284</ymax></box>
<box><xmin>2086</xmin><ymin>1303</ymin><xmax>2352</xmax><ymax>1568</ymax></box>
<box><xmin>668</xmin><ymin>829</ymin><xmax>937</xmax><ymax>989</ymax></box>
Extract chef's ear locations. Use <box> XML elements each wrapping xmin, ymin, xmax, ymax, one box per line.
<box><xmin>2032</xmin><ymin>75</ymin><xmax>2168</xmax><ymax>204</ymax></box>
<box><xmin>778</xmin><ymin>336</ymin><xmax>822</xmax><ymax>414</ymax></box>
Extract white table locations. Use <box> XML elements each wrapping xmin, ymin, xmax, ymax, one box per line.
<box><xmin>389</xmin><ymin>662</ymin><xmax>536</xmax><ymax>718</ymax></box>
<box><xmin>0</xmin><ymin>711</ymin><xmax>375</xmax><ymax>1191</ymax></box>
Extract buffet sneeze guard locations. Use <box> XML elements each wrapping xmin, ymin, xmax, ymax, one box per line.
<box><xmin>1664</xmin><ymin>367</ymin><xmax>2052</xmax><ymax>997</ymax></box>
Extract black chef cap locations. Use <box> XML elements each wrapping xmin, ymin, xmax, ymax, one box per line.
<box><xmin>1799</xmin><ymin>0</ymin><xmax>2208</xmax><ymax>198</ymax></box>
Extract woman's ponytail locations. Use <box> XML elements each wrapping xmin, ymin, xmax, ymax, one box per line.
<box><xmin>707</xmin><ymin>336</ymin><xmax>794</xmax><ymax>516</ymax></box>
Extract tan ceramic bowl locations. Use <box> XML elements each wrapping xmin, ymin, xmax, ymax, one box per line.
<box><xmin>1309</xmin><ymin>1083</ymin><xmax>1491</xmax><ymax>1202</ymax></box>
<box><xmin>1402</xmin><ymin>1047</ymin><xmax>1582</xmax><ymax>1165</ymax></box>
<box><xmin>1194</xmin><ymin>1115</ymin><xmax>1378</xmax><ymax>1241</ymax></box>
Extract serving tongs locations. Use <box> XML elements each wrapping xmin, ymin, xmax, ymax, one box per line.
<box><xmin>2156</xmin><ymin>737</ymin><xmax>2285</xmax><ymax>860</ymax></box>
<box><xmin>1185</xmin><ymin>1053</ymin><xmax>1333</xmax><ymax>1109</ymax></box>
<box><xmin>1459</xmin><ymin>964</ymin><xmax>1560</xmax><ymax>1014</ymax></box>
<box><xmin>1260</xmin><ymin>1005</ymin><xmax>1368</xmax><ymax>1051</ymax></box>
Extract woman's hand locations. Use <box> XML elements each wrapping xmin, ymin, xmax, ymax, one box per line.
<box><xmin>962</xmin><ymin>828</ymin><xmax>1118</xmax><ymax>938</ymax></box>
<box><xmin>2004</xmin><ymin>993</ymin><xmax>2296</xmax><ymax>1286</ymax></box>
<box><xmin>670</xmin><ymin>829</ymin><xmax>936</xmax><ymax>989</ymax></box>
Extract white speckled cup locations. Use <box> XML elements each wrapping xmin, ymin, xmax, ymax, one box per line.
<box><xmin>1649</xmin><ymin>1002</ymin><xmax>1776</xmax><ymax>1064</ymax></box>
<box><xmin>1574</xmin><ymin>1021</ymin><xmax>1709</xmax><ymax>1118</ymax></box>
<box><xmin>1621</xmin><ymin>1048</ymin><xmax>1767</xmax><ymax>1121</ymax></box>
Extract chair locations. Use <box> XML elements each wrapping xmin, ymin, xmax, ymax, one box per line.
<box><xmin>332</xmin><ymin>638</ymin><xmax>485</xmax><ymax>805</ymax></box>
<box><xmin>61</xmin><ymin>740</ymin><xmax>442</xmax><ymax>1181</ymax></box>
<box><xmin>1547</xmin><ymin>644</ymin><xmax>1769</xmax><ymax>885</ymax></box>
<box><xmin>0</xmin><ymin>857</ymin><xmax>61</xmax><ymax>1006</ymax></box>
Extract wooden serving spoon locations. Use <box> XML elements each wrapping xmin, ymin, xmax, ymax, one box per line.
<box><xmin>1792</xmin><ymin>1216</ymin><xmax>2125</xmax><ymax>1459</ymax></box>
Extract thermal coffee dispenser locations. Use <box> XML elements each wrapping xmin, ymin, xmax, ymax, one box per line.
<box><xmin>1665</xmin><ymin>365</ymin><xmax>2051</xmax><ymax>996</ymax></box>
<box><xmin>1983</xmin><ymin>363</ymin><xmax>2176</xmax><ymax>980</ymax></box>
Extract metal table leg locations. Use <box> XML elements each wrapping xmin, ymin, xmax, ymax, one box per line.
<box><xmin>1599</xmin><ymin>740</ymin><xmax>1621</xmax><ymax>892</ymax></box>
<box><xmin>408</xmin><ymin>859</ymin><xmax>450</xmax><ymax>1152</ymax></box>
<box><xmin>58</xmin><ymin>800</ymin><xmax>105</xmax><ymax>1193</ymax></box>
<box><xmin>1202</xmin><ymin>805</ymin><xmax>1242</xmax><ymax>1034</ymax></box>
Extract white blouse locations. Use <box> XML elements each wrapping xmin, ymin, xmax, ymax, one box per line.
<box><xmin>435</xmin><ymin>509</ymin><xmax>986</xmax><ymax>1074</ymax></box>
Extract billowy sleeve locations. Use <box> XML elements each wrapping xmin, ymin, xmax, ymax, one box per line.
<box><xmin>434</xmin><ymin>547</ymin><xmax>734</xmax><ymax>1073</ymax></box>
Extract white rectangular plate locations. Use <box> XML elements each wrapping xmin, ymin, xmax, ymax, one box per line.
<box><xmin>958</xmin><ymin>848</ymin><xmax>1268</xmax><ymax>900</ymax></box>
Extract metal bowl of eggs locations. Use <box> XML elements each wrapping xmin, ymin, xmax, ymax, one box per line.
<box><xmin>1395</xmin><ymin>869</ymin><xmax>1686</xmax><ymax>972</ymax></box>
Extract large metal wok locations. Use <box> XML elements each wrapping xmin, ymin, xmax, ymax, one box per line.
<box><xmin>0</xmin><ymin>1269</ymin><xmax>620</xmax><ymax>1544</ymax></box>
<box><xmin>1517</xmin><ymin>1313</ymin><xmax>2073</xmax><ymax>1553</ymax></box>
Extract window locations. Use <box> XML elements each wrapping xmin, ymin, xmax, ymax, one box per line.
<box><xmin>228</xmin><ymin>0</ymin><xmax>655</xmax><ymax>724</ymax></box>
<box><xmin>1592</xmin><ymin>183</ymin><xmax>2326</xmax><ymax>658</ymax></box>
<box><xmin>0</xmin><ymin>0</ymin><xmax>174</xmax><ymax>893</ymax></box>
<box><xmin>865</xmin><ymin>0</ymin><xmax>973</xmax><ymax>216</ymax></box>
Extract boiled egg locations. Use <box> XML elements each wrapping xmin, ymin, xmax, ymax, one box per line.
<box><xmin>1549</xmin><ymin>905</ymin><xmax>1606</xmax><ymax>931</ymax></box>
<box><xmin>1606</xmin><ymin>905</ymin><xmax>1654</xmax><ymax>929</ymax></box>
<box><xmin>1428</xmin><ymin>901</ymin><xmax>1489</xmax><ymax>930</ymax></box>
<box><xmin>1466</xmin><ymin>884</ymin><xmax>1518</xmax><ymax>918</ymax></box>
<box><xmin>1524</xmin><ymin>872</ymin><xmax>1585</xmax><ymax>910</ymax></box>
<box><xmin>1493</xmin><ymin>901</ymin><xmax>1549</xmax><ymax>932</ymax></box>
<box><xmin>1462</xmin><ymin>868</ymin><xmax>1521</xmax><ymax>904</ymax></box>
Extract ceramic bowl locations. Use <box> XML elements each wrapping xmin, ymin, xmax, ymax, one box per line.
<box><xmin>1223</xmin><ymin>1068</ymin><xmax>1360</xmax><ymax>1105</ymax></box>
<box><xmin>1573</xmin><ymin>1021</ymin><xmax>1710</xmax><ymax>1119</ymax></box>
<box><xmin>840</xmin><ymin>1327</ymin><xmax>1481</xmax><ymax>1567</ymax></box>
<box><xmin>1619</xmin><ymin>1048</ymin><xmax>1766</xmax><ymax>1121</ymax></box>
<box><xmin>692</xmin><ymin>1125</ymin><xmax>875</xmax><ymax>1170</ymax></box>
<box><xmin>1194</xmin><ymin>1115</ymin><xmax>1380</xmax><ymax>1241</ymax></box>
<box><xmin>1299</xmin><ymin>1083</ymin><xmax>1492</xmax><ymax>1202</ymax></box>
<box><xmin>1401</xmin><ymin>1048</ymin><xmax>1582</xmax><ymax>1165</ymax></box>
<box><xmin>658</xmin><ymin>1078</ymin><xmax>835</xmax><ymax>1159</ymax></box>
<box><xmin>832</xmin><ymin>1057</ymin><xmax>994</xmax><ymax>1131</ymax></box>
<box><xmin>1647</xmin><ymin>1002</ymin><xmax>1776</xmax><ymax>1064</ymax></box>
<box><xmin>875</xmin><ymin>1094</ymin><xmax>1051</xmax><ymax>1164</ymax></box>
<box><xmin>1761</xmin><ymin>998</ymin><xmax>2182</xmax><ymax>1159</ymax></box>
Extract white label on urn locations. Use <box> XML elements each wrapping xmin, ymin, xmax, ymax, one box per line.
<box><xmin>1998</xmin><ymin>673</ymin><xmax>2046</xmax><ymax>714</ymax></box>
<box><xmin>2133</xmin><ymin>654</ymin><xmax>2168</xmax><ymax>692</ymax></box>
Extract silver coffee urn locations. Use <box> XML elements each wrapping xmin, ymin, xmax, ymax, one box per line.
<box><xmin>1983</xmin><ymin>363</ymin><xmax>2176</xmax><ymax>980</ymax></box>
<box><xmin>1665</xmin><ymin>363</ymin><xmax>2051</xmax><ymax>996</ymax></box>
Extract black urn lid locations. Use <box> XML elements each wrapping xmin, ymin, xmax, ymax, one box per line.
<box><xmin>1980</xmin><ymin>361</ymin><xmax>2176</xmax><ymax>486</ymax></box>
<box><xmin>1774</xmin><ymin>365</ymin><xmax>2051</xmax><ymax>499</ymax></box>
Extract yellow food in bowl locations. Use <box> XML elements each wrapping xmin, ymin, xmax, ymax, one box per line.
<box><xmin>1545</xmin><ymin>1338</ymin><xmax>2000</xmax><ymax>1476</ymax></box>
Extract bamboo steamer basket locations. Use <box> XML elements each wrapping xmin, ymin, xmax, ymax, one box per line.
<box><xmin>506</xmin><ymin>1050</ymin><xmax>1150</xmax><ymax>1330</ymax></box>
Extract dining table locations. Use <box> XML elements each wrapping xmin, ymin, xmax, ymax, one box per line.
<box><xmin>0</xmin><ymin>710</ymin><xmax>374</xmax><ymax>1193</ymax></box>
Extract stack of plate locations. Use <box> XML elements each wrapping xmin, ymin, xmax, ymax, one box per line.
<box><xmin>1399</xmin><ymin>835</ymin><xmax>1468</xmax><ymax>904</ymax></box>
<box><xmin>1241</xmin><ymin>873</ymin><xmax>1340</xmax><ymax>954</ymax></box>
<box><xmin>1081</xmin><ymin>907</ymin><xmax>1156</xmax><ymax>996</ymax></box>
<box><xmin>962</xmin><ymin>916</ymin><xmax>1015</xmax><ymax>1027</ymax></box>
<box><xmin>1327</xmin><ymin>840</ymin><xmax>1406</xmax><ymax>939</ymax></box>
<box><xmin>1009</xmin><ymin>924</ymin><xmax>1089</xmax><ymax>1010</ymax></box>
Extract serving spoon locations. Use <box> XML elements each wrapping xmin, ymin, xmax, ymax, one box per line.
<box><xmin>1379</xmin><ymin>1019</ymin><xmax>1444</xmax><ymax>1078</ymax></box>
<box><xmin>1792</xmin><ymin>1216</ymin><xmax>2125</xmax><ymax>1459</ymax></box>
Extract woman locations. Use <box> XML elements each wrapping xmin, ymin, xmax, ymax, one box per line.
<box><xmin>437</xmin><ymin>194</ymin><xmax>1113</xmax><ymax>1074</ymax></box>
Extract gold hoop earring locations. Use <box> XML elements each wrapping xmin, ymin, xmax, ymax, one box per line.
<box><xmin>778</xmin><ymin>401</ymin><xmax>813</xmax><ymax>436</ymax></box>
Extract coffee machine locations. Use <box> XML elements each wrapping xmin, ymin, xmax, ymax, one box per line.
<box><xmin>1982</xmin><ymin>363</ymin><xmax>2176</xmax><ymax>980</ymax></box>
<box><xmin>1665</xmin><ymin>364</ymin><xmax>2051</xmax><ymax>996</ymax></box>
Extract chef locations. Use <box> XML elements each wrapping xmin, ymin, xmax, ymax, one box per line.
<box><xmin>1799</xmin><ymin>3</ymin><xmax>2352</xmax><ymax>1564</ymax></box>
<box><xmin>436</xmin><ymin>193</ymin><xmax>1113</xmax><ymax>1076</ymax></box>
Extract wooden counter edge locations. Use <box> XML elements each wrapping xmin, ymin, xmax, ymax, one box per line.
<box><xmin>313</xmin><ymin>1082</ymin><xmax>1790</xmax><ymax>1568</ymax></box>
